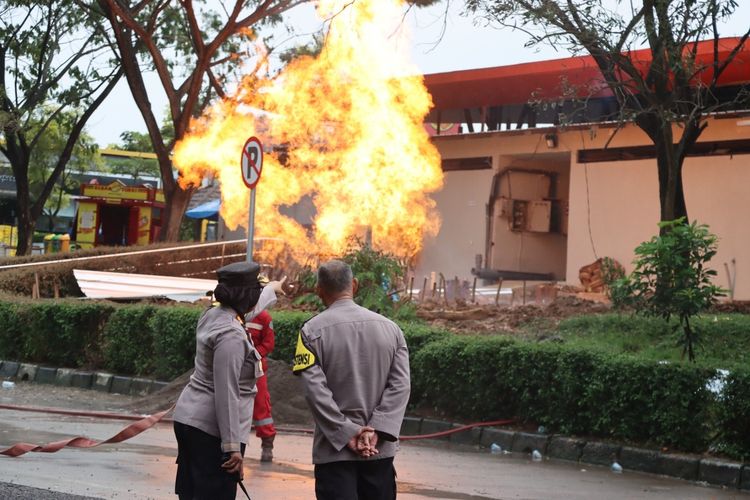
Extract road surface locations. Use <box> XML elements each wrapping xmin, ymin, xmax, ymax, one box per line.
<box><xmin>1</xmin><ymin>406</ymin><xmax>747</xmax><ymax>499</ymax></box>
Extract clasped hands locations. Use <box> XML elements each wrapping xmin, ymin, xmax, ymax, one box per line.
<box><xmin>347</xmin><ymin>426</ymin><xmax>379</xmax><ymax>458</ymax></box>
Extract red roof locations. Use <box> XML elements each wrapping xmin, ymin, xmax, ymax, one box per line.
<box><xmin>424</xmin><ymin>37</ymin><xmax>750</xmax><ymax>110</ymax></box>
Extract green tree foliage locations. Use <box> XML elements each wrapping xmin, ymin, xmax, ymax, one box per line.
<box><xmin>611</xmin><ymin>219</ymin><xmax>725</xmax><ymax>362</ymax></box>
<box><xmin>342</xmin><ymin>242</ymin><xmax>416</xmax><ymax>320</ymax></box>
<box><xmin>278</xmin><ymin>32</ymin><xmax>324</xmax><ymax>66</ymax></box>
<box><xmin>104</xmin><ymin>130</ymin><xmax>161</xmax><ymax>180</ymax></box>
<box><xmin>96</xmin><ymin>0</ymin><xmax>311</xmax><ymax>244</ymax></box>
<box><xmin>28</xmin><ymin>108</ymin><xmax>101</xmax><ymax>230</ymax></box>
<box><xmin>465</xmin><ymin>0</ymin><xmax>750</xmax><ymax>225</ymax></box>
<box><xmin>0</xmin><ymin>0</ymin><xmax>122</xmax><ymax>254</ymax></box>
<box><xmin>294</xmin><ymin>241</ymin><xmax>416</xmax><ymax>320</ymax></box>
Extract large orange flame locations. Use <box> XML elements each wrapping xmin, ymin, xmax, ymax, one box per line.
<box><xmin>173</xmin><ymin>0</ymin><xmax>443</xmax><ymax>264</ymax></box>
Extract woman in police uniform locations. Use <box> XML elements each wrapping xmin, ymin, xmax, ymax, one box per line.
<box><xmin>172</xmin><ymin>261</ymin><xmax>279</xmax><ymax>500</ymax></box>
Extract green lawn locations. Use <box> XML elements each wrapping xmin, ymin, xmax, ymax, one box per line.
<box><xmin>523</xmin><ymin>313</ymin><xmax>750</xmax><ymax>368</ymax></box>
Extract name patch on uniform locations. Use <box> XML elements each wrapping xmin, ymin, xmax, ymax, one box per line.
<box><xmin>292</xmin><ymin>332</ymin><xmax>316</xmax><ymax>374</ymax></box>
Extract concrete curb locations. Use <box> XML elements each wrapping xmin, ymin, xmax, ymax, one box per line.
<box><xmin>0</xmin><ymin>359</ymin><xmax>168</xmax><ymax>397</ymax></box>
<box><xmin>397</xmin><ymin>417</ymin><xmax>748</xmax><ymax>492</ymax></box>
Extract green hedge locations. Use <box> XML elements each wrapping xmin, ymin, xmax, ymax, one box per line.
<box><xmin>410</xmin><ymin>335</ymin><xmax>717</xmax><ymax>451</ymax></box>
<box><xmin>0</xmin><ymin>300</ymin><xmax>23</xmax><ymax>360</ymax></box>
<box><xmin>270</xmin><ymin>311</ymin><xmax>314</xmax><ymax>363</ymax></box>
<box><xmin>0</xmin><ymin>299</ymin><xmax>114</xmax><ymax>367</ymax></box>
<box><xmin>149</xmin><ymin>307</ymin><xmax>203</xmax><ymax>379</ymax></box>
<box><xmin>101</xmin><ymin>305</ymin><xmax>202</xmax><ymax>380</ymax></box>
<box><xmin>716</xmin><ymin>368</ymin><xmax>750</xmax><ymax>461</ymax></box>
<box><xmin>102</xmin><ymin>305</ymin><xmax>159</xmax><ymax>375</ymax></box>
<box><xmin>0</xmin><ymin>298</ymin><xmax>748</xmax><ymax>459</ymax></box>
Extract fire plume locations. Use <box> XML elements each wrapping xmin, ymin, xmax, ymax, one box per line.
<box><xmin>173</xmin><ymin>0</ymin><xmax>443</xmax><ymax>263</ymax></box>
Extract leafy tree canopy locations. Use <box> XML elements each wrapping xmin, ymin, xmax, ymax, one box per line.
<box><xmin>0</xmin><ymin>0</ymin><xmax>122</xmax><ymax>253</ymax></box>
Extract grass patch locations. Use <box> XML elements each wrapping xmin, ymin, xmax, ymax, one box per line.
<box><xmin>554</xmin><ymin>313</ymin><xmax>750</xmax><ymax>367</ymax></box>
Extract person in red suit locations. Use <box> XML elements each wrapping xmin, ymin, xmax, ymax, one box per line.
<box><xmin>245</xmin><ymin>309</ymin><xmax>277</xmax><ymax>462</ymax></box>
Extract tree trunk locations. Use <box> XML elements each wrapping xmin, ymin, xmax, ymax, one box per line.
<box><xmin>160</xmin><ymin>183</ymin><xmax>193</xmax><ymax>242</ymax></box>
<box><xmin>655</xmin><ymin>143</ymin><xmax>688</xmax><ymax>223</ymax></box>
<box><xmin>7</xmin><ymin>145</ymin><xmax>35</xmax><ymax>256</ymax></box>
<box><xmin>15</xmin><ymin>200</ymin><xmax>35</xmax><ymax>256</ymax></box>
<box><xmin>641</xmin><ymin>118</ymin><xmax>689</xmax><ymax>232</ymax></box>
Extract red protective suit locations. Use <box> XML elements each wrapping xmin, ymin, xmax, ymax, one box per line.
<box><xmin>245</xmin><ymin>310</ymin><xmax>276</xmax><ymax>439</ymax></box>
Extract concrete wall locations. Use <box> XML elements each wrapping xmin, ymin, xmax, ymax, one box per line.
<box><xmin>562</xmin><ymin>119</ymin><xmax>750</xmax><ymax>299</ymax></box>
<box><xmin>430</xmin><ymin>117</ymin><xmax>750</xmax><ymax>299</ymax></box>
<box><xmin>414</xmin><ymin>168</ymin><xmax>495</xmax><ymax>283</ymax></box>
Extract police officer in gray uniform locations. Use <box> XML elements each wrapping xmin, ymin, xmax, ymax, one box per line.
<box><xmin>173</xmin><ymin>261</ymin><xmax>281</xmax><ymax>500</ymax></box>
<box><xmin>294</xmin><ymin>259</ymin><xmax>411</xmax><ymax>500</ymax></box>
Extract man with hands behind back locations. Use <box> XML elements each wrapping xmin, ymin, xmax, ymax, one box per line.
<box><xmin>294</xmin><ymin>260</ymin><xmax>411</xmax><ymax>500</ymax></box>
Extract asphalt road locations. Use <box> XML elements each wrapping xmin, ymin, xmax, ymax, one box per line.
<box><xmin>1</xmin><ymin>383</ymin><xmax>748</xmax><ymax>499</ymax></box>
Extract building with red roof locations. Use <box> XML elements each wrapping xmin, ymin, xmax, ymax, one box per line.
<box><xmin>415</xmin><ymin>37</ymin><xmax>750</xmax><ymax>299</ymax></box>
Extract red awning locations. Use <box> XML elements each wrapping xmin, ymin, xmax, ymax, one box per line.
<box><xmin>424</xmin><ymin>37</ymin><xmax>750</xmax><ymax>111</ymax></box>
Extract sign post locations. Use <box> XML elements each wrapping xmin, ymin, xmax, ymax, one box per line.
<box><xmin>241</xmin><ymin>136</ymin><xmax>264</xmax><ymax>262</ymax></box>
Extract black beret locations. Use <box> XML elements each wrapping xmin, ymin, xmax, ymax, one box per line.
<box><xmin>216</xmin><ymin>261</ymin><xmax>261</xmax><ymax>287</ymax></box>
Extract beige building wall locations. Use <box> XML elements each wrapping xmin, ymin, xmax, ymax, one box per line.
<box><xmin>414</xmin><ymin>168</ymin><xmax>495</xmax><ymax>283</ymax></box>
<box><xmin>426</xmin><ymin>132</ymin><xmax>572</xmax><ymax>283</ymax></box>
<box><xmin>683</xmin><ymin>157</ymin><xmax>749</xmax><ymax>299</ymax></box>
<box><xmin>563</xmin><ymin>119</ymin><xmax>750</xmax><ymax>299</ymax></box>
<box><xmin>430</xmin><ymin>117</ymin><xmax>750</xmax><ymax>299</ymax></box>
<box><xmin>566</xmin><ymin>152</ymin><xmax>750</xmax><ymax>299</ymax></box>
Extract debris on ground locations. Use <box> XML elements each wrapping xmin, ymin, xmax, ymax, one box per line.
<box><xmin>578</xmin><ymin>257</ymin><xmax>624</xmax><ymax>293</ymax></box>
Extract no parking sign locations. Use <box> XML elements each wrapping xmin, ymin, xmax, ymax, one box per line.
<box><xmin>241</xmin><ymin>136</ymin><xmax>263</xmax><ymax>189</ymax></box>
<box><xmin>241</xmin><ymin>136</ymin><xmax>263</xmax><ymax>261</ymax></box>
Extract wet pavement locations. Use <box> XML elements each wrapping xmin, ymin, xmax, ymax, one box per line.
<box><xmin>1</xmin><ymin>382</ymin><xmax>749</xmax><ymax>499</ymax></box>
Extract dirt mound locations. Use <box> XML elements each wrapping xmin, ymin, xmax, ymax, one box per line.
<box><xmin>711</xmin><ymin>300</ymin><xmax>750</xmax><ymax>314</ymax></box>
<box><xmin>418</xmin><ymin>295</ymin><xmax>612</xmax><ymax>334</ymax></box>
<box><xmin>125</xmin><ymin>358</ymin><xmax>313</xmax><ymax>426</ymax></box>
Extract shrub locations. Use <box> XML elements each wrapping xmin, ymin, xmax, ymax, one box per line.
<box><xmin>149</xmin><ymin>306</ymin><xmax>202</xmax><ymax>380</ymax></box>
<box><xmin>400</xmin><ymin>322</ymin><xmax>450</xmax><ymax>368</ymax></box>
<box><xmin>20</xmin><ymin>300</ymin><xmax>114</xmax><ymax>368</ymax></box>
<box><xmin>715</xmin><ymin>367</ymin><xmax>750</xmax><ymax>460</ymax></box>
<box><xmin>411</xmin><ymin>336</ymin><xmax>516</xmax><ymax>419</ymax></box>
<box><xmin>102</xmin><ymin>305</ymin><xmax>158</xmax><ymax>375</ymax></box>
<box><xmin>411</xmin><ymin>336</ymin><xmax>715</xmax><ymax>451</ymax></box>
<box><xmin>0</xmin><ymin>297</ymin><xmax>747</xmax><ymax>459</ymax></box>
<box><xmin>0</xmin><ymin>300</ymin><xmax>22</xmax><ymax>359</ymax></box>
<box><xmin>292</xmin><ymin>242</ymin><xmax>417</xmax><ymax>321</ymax></box>
<box><xmin>611</xmin><ymin>218</ymin><xmax>725</xmax><ymax>361</ymax></box>
<box><xmin>270</xmin><ymin>310</ymin><xmax>314</xmax><ymax>363</ymax></box>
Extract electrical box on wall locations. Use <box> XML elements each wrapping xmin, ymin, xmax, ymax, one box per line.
<box><xmin>497</xmin><ymin>197</ymin><xmax>512</xmax><ymax>219</ymax></box>
<box><xmin>526</xmin><ymin>200</ymin><xmax>551</xmax><ymax>232</ymax></box>
<box><xmin>502</xmin><ymin>199</ymin><xmax>551</xmax><ymax>232</ymax></box>
<box><xmin>511</xmin><ymin>200</ymin><xmax>527</xmax><ymax>231</ymax></box>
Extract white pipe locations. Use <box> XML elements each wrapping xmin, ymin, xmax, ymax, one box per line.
<box><xmin>0</xmin><ymin>238</ymin><xmax>270</xmax><ymax>270</ymax></box>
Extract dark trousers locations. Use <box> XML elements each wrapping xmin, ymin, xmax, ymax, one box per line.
<box><xmin>173</xmin><ymin>421</ymin><xmax>246</xmax><ymax>500</ymax></box>
<box><xmin>314</xmin><ymin>457</ymin><xmax>396</xmax><ymax>500</ymax></box>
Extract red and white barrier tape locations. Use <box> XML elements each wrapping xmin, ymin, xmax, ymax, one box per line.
<box><xmin>0</xmin><ymin>403</ymin><xmax>515</xmax><ymax>458</ymax></box>
<box><xmin>0</xmin><ymin>405</ymin><xmax>173</xmax><ymax>457</ymax></box>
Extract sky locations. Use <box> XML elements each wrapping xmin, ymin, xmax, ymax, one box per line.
<box><xmin>86</xmin><ymin>0</ymin><xmax>750</xmax><ymax>147</ymax></box>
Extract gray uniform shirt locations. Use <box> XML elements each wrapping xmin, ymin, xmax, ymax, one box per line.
<box><xmin>173</xmin><ymin>287</ymin><xmax>276</xmax><ymax>452</ymax></box>
<box><xmin>295</xmin><ymin>298</ymin><xmax>411</xmax><ymax>464</ymax></box>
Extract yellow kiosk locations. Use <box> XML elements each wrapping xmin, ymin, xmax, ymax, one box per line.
<box><xmin>75</xmin><ymin>180</ymin><xmax>165</xmax><ymax>249</ymax></box>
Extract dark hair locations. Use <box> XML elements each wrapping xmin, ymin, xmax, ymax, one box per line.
<box><xmin>214</xmin><ymin>282</ymin><xmax>262</xmax><ymax>316</ymax></box>
<box><xmin>317</xmin><ymin>260</ymin><xmax>353</xmax><ymax>294</ymax></box>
